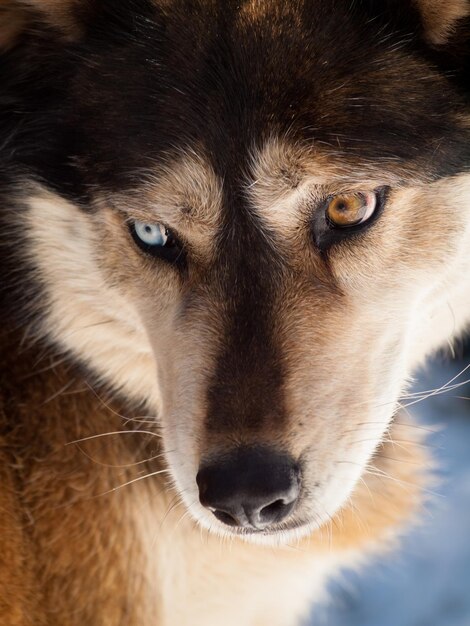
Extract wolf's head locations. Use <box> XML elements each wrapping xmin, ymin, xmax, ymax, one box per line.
<box><xmin>1</xmin><ymin>0</ymin><xmax>469</xmax><ymax>542</ymax></box>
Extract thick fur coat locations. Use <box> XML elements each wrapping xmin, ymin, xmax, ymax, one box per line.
<box><xmin>0</xmin><ymin>1</ymin><xmax>469</xmax><ymax>624</ymax></box>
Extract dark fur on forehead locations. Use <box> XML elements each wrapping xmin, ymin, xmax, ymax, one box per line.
<box><xmin>1</xmin><ymin>0</ymin><xmax>469</xmax><ymax>205</ymax></box>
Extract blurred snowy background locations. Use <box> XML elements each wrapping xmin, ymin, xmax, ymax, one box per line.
<box><xmin>310</xmin><ymin>344</ymin><xmax>470</xmax><ymax>626</ymax></box>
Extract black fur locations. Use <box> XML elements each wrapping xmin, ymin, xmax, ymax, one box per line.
<box><xmin>1</xmin><ymin>0</ymin><xmax>469</xmax><ymax>199</ymax></box>
<box><xmin>1</xmin><ymin>0</ymin><xmax>469</xmax><ymax>329</ymax></box>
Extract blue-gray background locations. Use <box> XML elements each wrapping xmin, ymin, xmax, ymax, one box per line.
<box><xmin>309</xmin><ymin>349</ymin><xmax>470</xmax><ymax>626</ymax></box>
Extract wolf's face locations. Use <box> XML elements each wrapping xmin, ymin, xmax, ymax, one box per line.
<box><xmin>2</xmin><ymin>0</ymin><xmax>470</xmax><ymax>542</ymax></box>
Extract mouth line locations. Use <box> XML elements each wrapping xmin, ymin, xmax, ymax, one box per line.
<box><xmin>214</xmin><ymin>517</ymin><xmax>311</xmax><ymax>537</ymax></box>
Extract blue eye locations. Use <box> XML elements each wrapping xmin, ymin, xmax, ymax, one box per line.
<box><xmin>130</xmin><ymin>221</ymin><xmax>184</xmax><ymax>265</ymax></box>
<box><xmin>134</xmin><ymin>221</ymin><xmax>168</xmax><ymax>247</ymax></box>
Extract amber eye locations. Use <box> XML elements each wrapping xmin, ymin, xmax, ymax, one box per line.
<box><xmin>326</xmin><ymin>191</ymin><xmax>377</xmax><ymax>228</ymax></box>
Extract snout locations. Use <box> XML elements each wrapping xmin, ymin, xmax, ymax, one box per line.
<box><xmin>196</xmin><ymin>447</ymin><xmax>300</xmax><ymax>531</ymax></box>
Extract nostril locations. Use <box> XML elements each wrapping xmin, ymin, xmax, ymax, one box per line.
<box><xmin>213</xmin><ymin>509</ymin><xmax>239</xmax><ymax>527</ymax></box>
<box><xmin>259</xmin><ymin>499</ymin><xmax>288</xmax><ymax>522</ymax></box>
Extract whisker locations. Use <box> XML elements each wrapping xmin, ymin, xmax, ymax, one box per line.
<box><xmin>173</xmin><ymin>502</ymin><xmax>198</xmax><ymax>533</ymax></box>
<box><xmin>373</xmin><ymin>453</ymin><xmax>425</xmax><ymax>466</ymax></box>
<box><xmin>399</xmin><ymin>363</ymin><xmax>470</xmax><ymax>407</ymax></box>
<box><xmin>40</xmin><ymin>378</ymin><xmax>77</xmax><ymax>405</ymax></box>
<box><xmin>66</xmin><ymin>430</ymin><xmax>162</xmax><ymax>445</ymax></box>
<box><xmin>84</xmin><ymin>380</ymin><xmax>160</xmax><ymax>427</ymax></box>
<box><xmin>401</xmin><ymin>378</ymin><xmax>470</xmax><ymax>408</ymax></box>
<box><xmin>96</xmin><ymin>468</ymin><xmax>171</xmax><ymax>497</ymax></box>
<box><xmin>73</xmin><ymin>442</ymin><xmax>168</xmax><ymax>468</ymax></box>
<box><xmin>20</xmin><ymin>355</ymin><xmax>71</xmax><ymax>379</ymax></box>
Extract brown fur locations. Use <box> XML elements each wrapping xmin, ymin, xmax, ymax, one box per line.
<box><xmin>0</xmin><ymin>2</ymin><xmax>26</xmax><ymax>50</ymax></box>
<box><xmin>415</xmin><ymin>0</ymin><xmax>470</xmax><ymax>43</ymax></box>
<box><xmin>0</xmin><ymin>327</ymin><xmax>428</xmax><ymax>625</ymax></box>
<box><xmin>0</xmin><ymin>0</ymin><xmax>85</xmax><ymax>39</ymax></box>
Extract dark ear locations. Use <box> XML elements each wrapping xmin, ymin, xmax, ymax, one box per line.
<box><xmin>413</xmin><ymin>0</ymin><xmax>470</xmax><ymax>97</ymax></box>
<box><xmin>0</xmin><ymin>0</ymin><xmax>89</xmax><ymax>50</ymax></box>
<box><xmin>414</xmin><ymin>0</ymin><xmax>469</xmax><ymax>44</ymax></box>
<box><xmin>360</xmin><ymin>0</ymin><xmax>469</xmax><ymax>93</ymax></box>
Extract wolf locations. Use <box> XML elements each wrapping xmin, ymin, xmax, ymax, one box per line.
<box><xmin>0</xmin><ymin>0</ymin><xmax>469</xmax><ymax>624</ymax></box>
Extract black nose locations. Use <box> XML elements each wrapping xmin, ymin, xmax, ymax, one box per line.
<box><xmin>196</xmin><ymin>447</ymin><xmax>300</xmax><ymax>530</ymax></box>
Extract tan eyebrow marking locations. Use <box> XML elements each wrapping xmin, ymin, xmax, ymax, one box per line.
<box><xmin>247</xmin><ymin>136</ymin><xmax>414</xmax><ymax>233</ymax></box>
<box><xmin>113</xmin><ymin>147</ymin><xmax>223</xmax><ymax>235</ymax></box>
<box><xmin>148</xmin><ymin>149</ymin><xmax>223</xmax><ymax>228</ymax></box>
<box><xmin>247</xmin><ymin>137</ymin><xmax>326</xmax><ymax>231</ymax></box>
